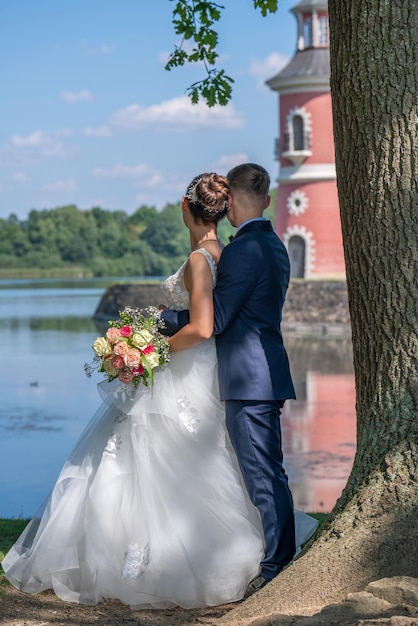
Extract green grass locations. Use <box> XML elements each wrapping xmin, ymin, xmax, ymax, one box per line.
<box><xmin>0</xmin><ymin>518</ymin><xmax>30</xmax><ymax>584</ymax></box>
<box><xmin>309</xmin><ymin>512</ymin><xmax>328</xmax><ymax>526</ymax></box>
<box><xmin>0</xmin><ymin>518</ymin><xmax>30</xmax><ymax>556</ymax></box>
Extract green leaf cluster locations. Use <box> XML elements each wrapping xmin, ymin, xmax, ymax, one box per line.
<box><xmin>166</xmin><ymin>1</ymin><xmax>234</xmax><ymax>106</ymax></box>
<box><xmin>253</xmin><ymin>0</ymin><xmax>278</xmax><ymax>17</ymax></box>
<box><xmin>166</xmin><ymin>0</ymin><xmax>278</xmax><ymax>106</ymax></box>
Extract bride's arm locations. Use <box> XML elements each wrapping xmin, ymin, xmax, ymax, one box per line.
<box><xmin>167</xmin><ymin>253</ymin><xmax>214</xmax><ymax>352</ymax></box>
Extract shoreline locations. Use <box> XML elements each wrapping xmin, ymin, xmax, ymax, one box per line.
<box><xmin>93</xmin><ymin>279</ymin><xmax>351</xmax><ymax>336</ymax></box>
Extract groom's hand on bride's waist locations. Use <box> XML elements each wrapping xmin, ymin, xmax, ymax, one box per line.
<box><xmin>158</xmin><ymin>309</ymin><xmax>190</xmax><ymax>336</ymax></box>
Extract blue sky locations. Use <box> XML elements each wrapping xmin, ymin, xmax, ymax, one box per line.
<box><xmin>1</xmin><ymin>0</ymin><xmax>298</xmax><ymax>220</ymax></box>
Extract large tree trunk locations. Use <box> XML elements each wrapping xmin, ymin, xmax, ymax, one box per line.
<box><xmin>220</xmin><ymin>1</ymin><xmax>417</xmax><ymax>623</ymax></box>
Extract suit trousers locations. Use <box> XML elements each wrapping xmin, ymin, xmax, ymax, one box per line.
<box><xmin>225</xmin><ymin>400</ymin><xmax>296</xmax><ymax>580</ymax></box>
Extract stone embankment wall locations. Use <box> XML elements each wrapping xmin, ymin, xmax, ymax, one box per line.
<box><xmin>282</xmin><ymin>280</ymin><xmax>351</xmax><ymax>335</ymax></box>
<box><xmin>93</xmin><ymin>280</ymin><xmax>351</xmax><ymax>335</ymax></box>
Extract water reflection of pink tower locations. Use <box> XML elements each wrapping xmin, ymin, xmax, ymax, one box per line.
<box><xmin>282</xmin><ymin>372</ymin><xmax>356</xmax><ymax>513</ymax></box>
<box><xmin>266</xmin><ymin>0</ymin><xmax>345</xmax><ymax>279</ymax></box>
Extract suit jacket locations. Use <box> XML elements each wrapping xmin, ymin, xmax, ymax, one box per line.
<box><xmin>160</xmin><ymin>220</ymin><xmax>296</xmax><ymax>402</ymax></box>
<box><xmin>213</xmin><ymin>220</ymin><xmax>295</xmax><ymax>401</ymax></box>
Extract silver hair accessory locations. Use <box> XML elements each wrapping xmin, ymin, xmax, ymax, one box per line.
<box><xmin>185</xmin><ymin>178</ymin><xmax>201</xmax><ymax>204</ymax></box>
<box><xmin>186</xmin><ymin>178</ymin><xmax>229</xmax><ymax>213</ymax></box>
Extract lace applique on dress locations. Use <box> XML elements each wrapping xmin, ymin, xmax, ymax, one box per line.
<box><xmin>177</xmin><ymin>395</ymin><xmax>200</xmax><ymax>435</ymax></box>
<box><xmin>121</xmin><ymin>540</ymin><xmax>150</xmax><ymax>579</ymax></box>
<box><xmin>111</xmin><ymin>382</ymin><xmax>135</xmax><ymax>402</ymax></box>
<box><xmin>161</xmin><ymin>248</ymin><xmax>217</xmax><ymax>311</ymax></box>
<box><xmin>104</xmin><ymin>433</ymin><xmax>123</xmax><ymax>456</ymax></box>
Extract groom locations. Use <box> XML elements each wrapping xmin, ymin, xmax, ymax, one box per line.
<box><xmin>162</xmin><ymin>163</ymin><xmax>296</xmax><ymax>596</ymax></box>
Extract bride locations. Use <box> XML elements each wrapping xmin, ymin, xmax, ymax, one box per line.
<box><xmin>2</xmin><ymin>173</ymin><xmax>317</xmax><ymax>609</ymax></box>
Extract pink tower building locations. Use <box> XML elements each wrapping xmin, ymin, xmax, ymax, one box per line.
<box><xmin>266</xmin><ymin>0</ymin><xmax>345</xmax><ymax>278</ymax></box>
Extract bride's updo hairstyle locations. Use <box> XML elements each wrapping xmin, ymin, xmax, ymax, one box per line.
<box><xmin>185</xmin><ymin>173</ymin><xmax>230</xmax><ymax>224</ymax></box>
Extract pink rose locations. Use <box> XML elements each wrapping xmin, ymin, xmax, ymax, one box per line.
<box><xmin>106</xmin><ymin>327</ymin><xmax>122</xmax><ymax>342</ymax></box>
<box><xmin>113</xmin><ymin>341</ymin><xmax>129</xmax><ymax>356</ymax></box>
<box><xmin>142</xmin><ymin>344</ymin><xmax>155</xmax><ymax>355</ymax></box>
<box><xmin>133</xmin><ymin>364</ymin><xmax>145</xmax><ymax>376</ymax></box>
<box><xmin>120</xmin><ymin>325</ymin><xmax>132</xmax><ymax>337</ymax></box>
<box><xmin>111</xmin><ymin>355</ymin><xmax>124</xmax><ymax>369</ymax></box>
<box><xmin>118</xmin><ymin>368</ymin><xmax>135</xmax><ymax>384</ymax></box>
<box><xmin>123</xmin><ymin>349</ymin><xmax>142</xmax><ymax>369</ymax></box>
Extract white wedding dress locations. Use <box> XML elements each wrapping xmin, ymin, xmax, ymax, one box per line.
<box><xmin>2</xmin><ymin>249</ymin><xmax>317</xmax><ymax>609</ymax></box>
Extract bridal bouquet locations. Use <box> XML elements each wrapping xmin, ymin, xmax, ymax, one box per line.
<box><xmin>85</xmin><ymin>307</ymin><xmax>170</xmax><ymax>387</ymax></box>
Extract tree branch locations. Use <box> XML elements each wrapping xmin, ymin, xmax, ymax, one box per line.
<box><xmin>166</xmin><ymin>0</ymin><xmax>278</xmax><ymax>106</ymax></box>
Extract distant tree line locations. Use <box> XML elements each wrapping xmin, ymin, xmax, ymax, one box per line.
<box><xmin>0</xmin><ymin>190</ymin><xmax>277</xmax><ymax>278</ymax></box>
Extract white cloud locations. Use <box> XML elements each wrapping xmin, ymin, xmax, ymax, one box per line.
<box><xmin>10</xmin><ymin>130</ymin><xmax>71</xmax><ymax>149</ymax></box>
<box><xmin>84</xmin><ymin>125</ymin><xmax>112</xmax><ymax>138</ymax></box>
<box><xmin>61</xmin><ymin>90</ymin><xmax>93</xmax><ymax>103</ymax></box>
<box><xmin>110</xmin><ymin>96</ymin><xmax>244</xmax><ymax>131</ymax></box>
<box><xmin>1</xmin><ymin>130</ymin><xmax>73</xmax><ymax>165</ymax></box>
<box><xmin>11</xmin><ymin>131</ymin><xmax>47</xmax><ymax>148</ymax></box>
<box><xmin>13</xmin><ymin>172</ymin><xmax>32</xmax><ymax>183</ymax></box>
<box><xmin>93</xmin><ymin>163</ymin><xmax>163</xmax><ymax>188</ymax></box>
<box><xmin>249</xmin><ymin>52</ymin><xmax>289</xmax><ymax>88</ymax></box>
<box><xmin>43</xmin><ymin>178</ymin><xmax>78</xmax><ymax>192</ymax></box>
<box><xmin>210</xmin><ymin>153</ymin><xmax>249</xmax><ymax>174</ymax></box>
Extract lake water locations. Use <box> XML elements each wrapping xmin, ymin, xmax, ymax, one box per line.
<box><xmin>0</xmin><ymin>278</ymin><xmax>356</xmax><ymax>518</ymax></box>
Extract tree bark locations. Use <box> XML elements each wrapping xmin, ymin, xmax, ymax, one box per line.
<box><xmin>220</xmin><ymin>1</ymin><xmax>418</xmax><ymax>622</ymax></box>
<box><xmin>329</xmin><ymin>0</ymin><xmax>418</xmax><ymax>500</ymax></box>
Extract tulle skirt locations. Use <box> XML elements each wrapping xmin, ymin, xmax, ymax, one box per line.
<box><xmin>2</xmin><ymin>339</ymin><xmax>317</xmax><ymax>609</ymax></box>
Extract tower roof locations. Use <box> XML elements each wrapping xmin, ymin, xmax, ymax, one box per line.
<box><xmin>266</xmin><ymin>48</ymin><xmax>329</xmax><ymax>91</ymax></box>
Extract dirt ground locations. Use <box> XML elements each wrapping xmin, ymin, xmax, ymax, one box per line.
<box><xmin>0</xmin><ymin>584</ymin><xmax>235</xmax><ymax>626</ymax></box>
<box><xmin>2</xmin><ymin>578</ymin><xmax>418</xmax><ymax>626</ymax></box>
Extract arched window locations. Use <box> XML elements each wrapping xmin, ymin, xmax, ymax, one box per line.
<box><xmin>283</xmin><ymin>107</ymin><xmax>312</xmax><ymax>163</ymax></box>
<box><xmin>292</xmin><ymin>115</ymin><xmax>304</xmax><ymax>151</ymax></box>
<box><xmin>289</xmin><ymin>236</ymin><xmax>306</xmax><ymax>278</ymax></box>
<box><xmin>303</xmin><ymin>18</ymin><xmax>313</xmax><ymax>47</ymax></box>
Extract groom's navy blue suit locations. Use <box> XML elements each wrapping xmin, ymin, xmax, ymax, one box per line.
<box><xmin>161</xmin><ymin>220</ymin><xmax>296</xmax><ymax>580</ymax></box>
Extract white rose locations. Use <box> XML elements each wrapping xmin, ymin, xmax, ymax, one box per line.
<box><xmin>144</xmin><ymin>351</ymin><xmax>160</xmax><ymax>369</ymax></box>
<box><xmin>131</xmin><ymin>330</ymin><xmax>153</xmax><ymax>349</ymax></box>
<box><xmin>93</xmin><ymin>337</ymin><xmax>112</xmax><ymax>357</ymax></box>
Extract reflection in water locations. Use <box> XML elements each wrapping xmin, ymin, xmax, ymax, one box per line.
<box><xmin>0</xmin><ymin>317</ymin><xmax>98</xmax><ymax>333</ymax></box>
<box><xmin>30</xmin><ymin>317</ymin><xmax>98</xmax><ymax>332</ymax></box>
<box><xmin>0</xmin><ymin>405</ymin><xmax>66</xmax><ymax>432</ymax></box>
<box><xmin>0</xmin><ymin>279</ymin><xmax>357</xmax><ymax>517</ymax></box>
<box><xmin>282</xmin><ymin>336</ymin><xmax>356</xmax><ymax>512</ymax></box>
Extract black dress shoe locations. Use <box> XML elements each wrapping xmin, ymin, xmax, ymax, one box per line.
<box><xmin>243</xmin><ymin>575</ymin><xmax>268</xmax><ymax>599</ymax></box>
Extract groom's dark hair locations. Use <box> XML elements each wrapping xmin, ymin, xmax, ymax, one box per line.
<box><xmin>227</xmin><ymin>163</ymin><xmax>270</xmax><ymax>200</ymax></box>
